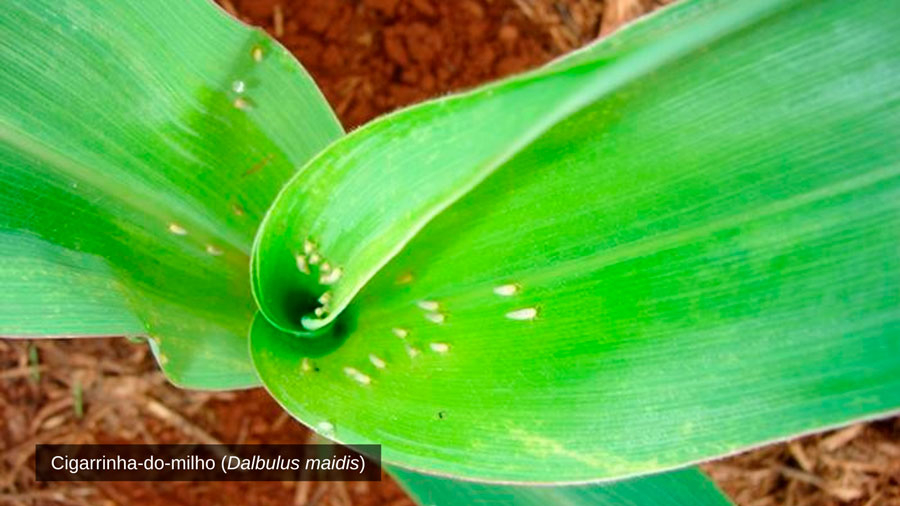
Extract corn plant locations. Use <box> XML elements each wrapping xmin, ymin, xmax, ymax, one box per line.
<box><xmin>1</xmin><ymin>0</ymin><xmax>898</xmax><ymax>503</ymax></box>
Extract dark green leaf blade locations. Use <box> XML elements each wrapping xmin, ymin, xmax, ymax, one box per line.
<box><xmin>0</xmin><ymin>0</ymin><xmax>343</xmax><ymax>388</ymax></box>
<box><xmin>391</xmin><ymin>466</ymin><xmax>733</xmax><ymax>506</ymax></box>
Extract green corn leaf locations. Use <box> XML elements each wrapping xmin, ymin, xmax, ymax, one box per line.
<box><xmin>251</xmin><ymin>0</ymin><xmax>789</xmax><ymax>333</ymax></box>
<box><xmin>250</xmin><ymin>0</ymin><xmax>900</xmax><ymax>484</ymax></box>
<box><xmin>0</xmin><ymin>0</ymin><xmax>343</xmax><ymax>388</ymax></box>
<box><xmin>390</xmin><ymin>466</ymin><xmax>732</xmax><ymax>506</ymax></box>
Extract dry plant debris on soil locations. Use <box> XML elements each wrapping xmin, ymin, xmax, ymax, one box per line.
<box><xmin>1</xmin><ymin>0</ymin><xmax>898</xmax><ymax>505</ymax></box>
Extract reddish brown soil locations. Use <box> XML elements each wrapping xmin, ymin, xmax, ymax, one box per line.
<box><xmin>2</xmin><ymin>1</ymin><xmax>898</xmax><ymax>505</ymax></box>
<box><xmin>220</xmin><ymin>0</ymin><xmax>616</xmax><ymax>129</ymax></box>
<box><xmin>0</xmin><ymin>339</ymin><xmax>412</xmax><ymax>506</ymax></box>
